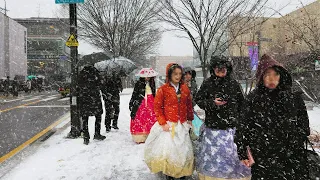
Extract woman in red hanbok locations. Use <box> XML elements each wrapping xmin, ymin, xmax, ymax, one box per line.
<box><xmin>129</xmin><ymin>68</ymin><xmax>158</xmax><ymax>143</ymax></box>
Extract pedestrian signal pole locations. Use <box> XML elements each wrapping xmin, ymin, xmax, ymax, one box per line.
<box><xmin>67</xmin><ymin>3</ymin><xmax>81</xmax><ymax>138</ymax></box>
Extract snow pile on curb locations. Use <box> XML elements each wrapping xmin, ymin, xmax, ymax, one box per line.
<box><xmin>2</xmin><ymin>90</ymin><xmax>162</xmax><ymax>180</ymax></box>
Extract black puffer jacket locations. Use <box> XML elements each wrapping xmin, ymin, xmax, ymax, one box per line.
<box><xmin>195</xmin><ymin>56</ymin><xmax>244</xmax><ymax>129</ymax></box>
<box><xmin>235</xmin><ymin>54</ymin><xmax>310</xmax><ymax>180</ymax></box>
<box><xmin>78</xmin><ymin>66</ymin><xmax>103</xmax><ymax>117</ymax></box>
<box><xmin>129</xmin><ymin>78</ymin><xmax>156</xmax><ymax>119</ymax></box>
<box><xmin>102</xmin><ymin>73</ymin><xmax>123</xmax><ymax>102</ymax></box>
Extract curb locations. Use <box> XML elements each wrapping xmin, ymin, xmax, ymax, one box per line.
<box><xmin>0</xmin><ymin>113</ymin><xmax>70</xmax><ymax>163</ymax></box>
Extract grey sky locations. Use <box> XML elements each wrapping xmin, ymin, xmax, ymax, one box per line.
<box><xmin>0</xmin><ymin>0</ymin><xmax>316</xmax><ymax>56</ymax></box>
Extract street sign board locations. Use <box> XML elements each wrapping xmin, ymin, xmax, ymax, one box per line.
<box><xmin>259</xmin><ymin>38</ymin><xmax>272</xmax><ymax>42</ymax></box>
<box><xmin>246</xmin><ymin>42</ymin><xmax>258</xmax><ymax>46</ymax></box>
<box><xmin>66</xmin><ymin>34</ymin><xmax>79</xmax><ymax>47</ymax></box>
<box><xmin>55</xmin><ymin>0</ymin><xmax>84</xmax><ymax>4</ymax></box>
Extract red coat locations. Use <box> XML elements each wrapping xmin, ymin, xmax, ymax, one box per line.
<box><xmin>154</xmin><ymin>82</ymin><xmax>194</xmax><ymax>125</ymax></box>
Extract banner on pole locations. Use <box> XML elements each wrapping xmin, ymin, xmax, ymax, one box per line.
<box><xmin>247</xmin><ymin>42</ymin><xmax>259</xmax><ymax>71</ymax></box>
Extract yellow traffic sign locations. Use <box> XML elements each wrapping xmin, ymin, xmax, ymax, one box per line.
<box><xmin>66</xmin><ymin>34</ymin><xmax>79</xmax><ymax>47</ymax></box>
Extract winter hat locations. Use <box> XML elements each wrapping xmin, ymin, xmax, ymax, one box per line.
<box><xmin>209</xmin><ymin>56</ymin><xmax>233</xmax><ymax>76</ymax></box>
<box><xmin>256</xmin><ymin>54</ymin><xmax>292</xmax><ymax>89</ymax></box>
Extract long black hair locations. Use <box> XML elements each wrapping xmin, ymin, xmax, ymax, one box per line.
<box><xmin>138</xmin><ymin>77</ymin><xmax>156</xmax><ymax>96</ymax></box>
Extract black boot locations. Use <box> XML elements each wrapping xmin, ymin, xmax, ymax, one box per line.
<box><xmin>112</xmin><ymin>125</ymin><xmax>119</xmax><ymax>130</ymax></box>
<box><xmin>94</xmin><ymin>134</ymin><xmax>106</xmax><ymax>140</ymax></box>
<box><xmin>106</xmin><ymin>126</ymin><xmax>111</xmax><ymax>133</ymax></box>
<box><xmin>82</xmin><ymin>116</ymin><xmax>90</xmax><ymax>145</ymax></box>
<box><xmin>112</xmin><ymin>115</ymin><xmax>119</xmax><ymax>130</ymax></box>
<box><xmin>84</xmin><ymin>138</ymin><xmax>89</xmax><ymax>145</ymax></box>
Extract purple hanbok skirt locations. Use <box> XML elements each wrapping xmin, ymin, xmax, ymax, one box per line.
<box><xmin>196</xmin><ymin>127</ymin><xmax>251</xmax><ymax>179</ymax></box>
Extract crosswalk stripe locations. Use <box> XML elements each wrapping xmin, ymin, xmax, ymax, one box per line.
<box><xmin>3</xmin><ymin>97</ymin><xmax>25</xmax><ymax>103</ymax></box>
<box><xmin>23</xmin><ymin>105</ymin><xmax>70</xmax><ymax>108</ymax></box>
<box><xmin>58</xmin><ymin>98</ymin><xmax>69</xmax><ymax>102</ymax></box>
<box><xmin>41</xmin><ymin>97</ymin><xmax>58</xmax><ymax>102</ymax></box>
<box><xmin>22</xmin><ymin>97</ymin><xmax>40</xmax><ymax>102</ymax></box>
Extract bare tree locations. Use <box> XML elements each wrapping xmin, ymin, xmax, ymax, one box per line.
<box><xmin>276</xmin><ymin>0</ymin><xmax>320</xmax><ymax>53</ymax></box>
<box><xmin>158</xmin><ymin>0</ymin><xmax>269</xmax><ymax>79</ymax></box>
<box><xmin>70</xmin><ymin>0</ymin><xmax>162</xmax><ymax>64</ymax></box>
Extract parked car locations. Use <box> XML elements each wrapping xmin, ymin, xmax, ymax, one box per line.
<box><xmin>59</xmin><ymin>83</ymin><xmax>71</xmax><ymax>98</ymax></box>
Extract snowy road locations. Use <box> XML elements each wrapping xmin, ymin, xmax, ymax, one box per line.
<box><xmin>0</xmin><ymin>89</ymin><xmax>319</xmax><ymax>180</ymax></box>
<box><xmin>0</xmin><ymin>92</ymin><xmax>69</xmax><ymax>157</ymax></box>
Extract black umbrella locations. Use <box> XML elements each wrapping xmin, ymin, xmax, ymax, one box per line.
<box><xmin>80</xmin><ymin>52</ymin><xmax>111</xmax><ymax>66</ymax></box>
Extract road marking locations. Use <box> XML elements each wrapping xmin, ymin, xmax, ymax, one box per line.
<box><xmin>22</xmin><ymin>97</ymin><xmax>40</xmax><ymax>102</ymax></box>
<box><xmin>0</xmin><ymin>100</ymin><xmax>41</xmax><ymax>113</ymax></box>
<box><xmin>23</xmin><ymin>105</ymin><xmax>70</xmax><ymax>108</ymax></box>
<box><xmin>58</xmin><ymin>98</ymin><xmax>69</xmax><ymax>102</ymax></box>
<box><xmin>3</xmin><ymin>97</ymin><xmax>25</xmax><ymax>103</ymax></box>
<box><xmin>47</xmin><ymin>94</ymin><xmax>59</xmax><ymax>98</ymax></box>
<box><xmin>0</xmin><ymin>113</ymin><xmax>70</xmax><ymax>163</ymax></box>
<box><xmin>41</xmin><ymin>97</ymin><xmax>58</xmax><ymax>101</ymax></box>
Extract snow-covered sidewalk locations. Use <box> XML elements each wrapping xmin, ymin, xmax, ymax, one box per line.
<box><xmin>1</xmin><ymin>89</ymin><xmax>320</xmax><ymax>180</ymax></box>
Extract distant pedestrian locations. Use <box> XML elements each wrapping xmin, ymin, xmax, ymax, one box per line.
<box><xmin>129</xmin><ymin>68</ymin><xmax>157</xmax><ymax>144</ymax></box>
<box><xmin>12</xmin><ymin>77</ymin><xmax>19</xmax><ymax>97</ymax></box>
<box><xmin>195</xmin><ymin>56</ymin><xmax>250</xmax><ymax>180</ymax></box>
<box><xmin>78</xmin><ymin>65</ymin><xmax>106</xmax><ymax>145</ymax></box>
<box><xmin>4</xmin><ymin>76</ymin><xmax>10</xmax><ymax>97</ymax></box>
<box><xmin>104</xmin><ymin>72</ymin><xmax>123</xmax><ymax>131</ymax></box>
<box><xmin>26</xmin><ymin>80</ymin><xmax>32</xmax><ymax>93</ymax></box>
<box><xmin>235</xmin><ymin>54</ymin><xmax>310</xmax><ymax>180</ymax></box>
<box><xmin>37</xmin><ymin>78</ymin><xmax>43</xmax><ymax>92</ymax></box>
<box><xmin>184</xmin><ymin>67</ymin><xmax>197</xmax><ymax>107</ymax></box>
<box><xmin>144</xmin><ymin>63</ymin><xmax>194</xmax><ymax>179</ymax></box>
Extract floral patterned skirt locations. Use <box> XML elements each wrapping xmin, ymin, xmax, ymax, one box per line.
<box><xmin>196</xmin><ymin>127</ymin><xmax>251</xmax><ymax>179</ymax></box>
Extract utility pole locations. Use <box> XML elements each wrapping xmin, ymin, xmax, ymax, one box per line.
<box><xmin>66</xmin><ymin>3</ymin><xmax>81</xmax><ymax>138</ymax></box>
<box><xmin>256</xmin><ymin>31</ymin><xmax>261</xmax><ymax>58</ymax></box>
<box><xmin>255</xmin><ymin>31</ymin><xmax>272</xmax><ymax>59</ymax></box>
<box><xmin>0</xmin><ymin>0</ymin><xmax>9</xmax><ymax>15</ymax></box>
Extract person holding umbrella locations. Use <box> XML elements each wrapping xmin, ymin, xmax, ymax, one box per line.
<box><xmin>104</xmin><ymin>71</ymin><xmax>123</xmax><ymax>132</ymax></box>
<box><xmin>78</xmin><ymin>65</ymin><xmax>106</xmax><ymax>145</ymax></box>
<box><xmin>129</xmin><ymin>68</ymin><xmax>157</xmax><ymax>144</ymax></box>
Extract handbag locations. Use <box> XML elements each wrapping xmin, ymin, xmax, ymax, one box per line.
<box><xmin>306</xmin><ymin>139</ymin><xmax>320</xmax><ymax>179</ymax></box>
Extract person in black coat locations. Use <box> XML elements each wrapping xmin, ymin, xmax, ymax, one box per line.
<box><xmin>4</xmin><ymin>76</ymin><xmax>10</xmax><ymax>97</ymax></box>
<box><xmin>235</xmin><ymin>54</ymin><xmax>310</xmax><ymax>180</ymax></box>
<box><xmin>195</xmin><ymin>56</ymin><xmax>244</xmax><ymax>130</ymax></box>
<box><xmin>78</xmin><ymin>65</ymin><xmax>106</xmax><ymax>145</ymax></box>
<box><xmin>103</xmin><ymin>72</ymin><xmax>123</xmax><ymax>132</ymax></box>
<box><xmin>195</xmin><ymin>56</ymin><xmax>250</xmax><ymax>179</ymax></box>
